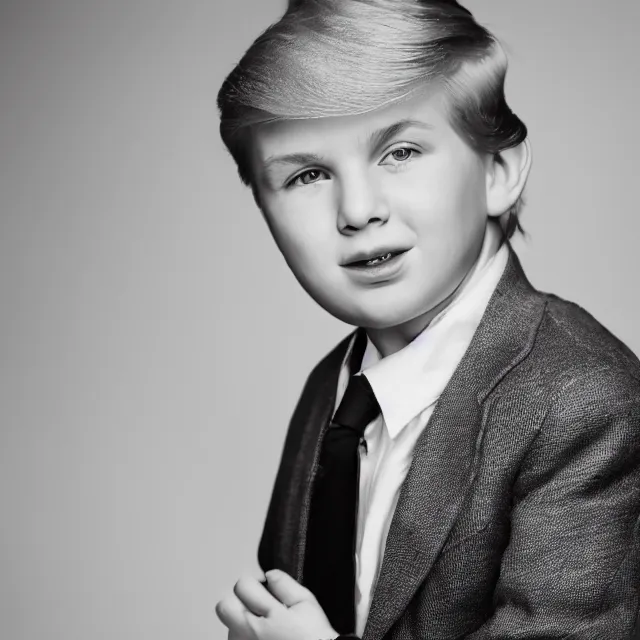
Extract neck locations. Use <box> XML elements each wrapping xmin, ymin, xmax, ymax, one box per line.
<box><xmin>366</xmin><ymin>222</ymin><xmax>504</xmax><ymax>358</ymax></box>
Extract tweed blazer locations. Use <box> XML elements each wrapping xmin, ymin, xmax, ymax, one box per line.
<box><xmin>258</xmin><ymin>247</ymin><xmax>640</xmax><ymax>639</ymax></box>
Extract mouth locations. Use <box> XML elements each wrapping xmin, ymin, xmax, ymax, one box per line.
<box><xmin>343</xmin><ymin>249</ymin><xmax>409</xmax><ymax>268</ymax></box>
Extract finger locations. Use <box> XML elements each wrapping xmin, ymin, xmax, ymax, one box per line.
<box><xmin>265</xmin><ymin>569</ymin><xmax>314</xmax><ymax>607</ymax></box>
<box><xmin>234</xmin><ymin>576</ymin><xmax>283</xmax><ymax>617</ymax></box>
<box><xmin>215</xmin><ymin>592</ymin><xmax>258</xmax><ymax>632</ymax></box>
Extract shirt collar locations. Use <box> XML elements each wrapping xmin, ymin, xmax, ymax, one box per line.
<box><xmin>355</xmin><ymin>221</ymin><xmax>509</xmax><ymax>439</ymax></box>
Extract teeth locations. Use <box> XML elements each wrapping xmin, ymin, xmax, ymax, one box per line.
<box><xmin>366</xmin><ymin>252</ymin><xmax>393</xmax><ymax>266</ymax></box>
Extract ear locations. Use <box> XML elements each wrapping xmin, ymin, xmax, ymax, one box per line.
<box><xmin>485</xmin><ymin>139</ymin><xmax>532</xmax><ymax>217</ymax></box>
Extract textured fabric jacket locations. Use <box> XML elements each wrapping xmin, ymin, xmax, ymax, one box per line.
<box><xmin>258</xmin><ymin>247</ymin><xmax>640</xmax><ymax>639</ymax></box>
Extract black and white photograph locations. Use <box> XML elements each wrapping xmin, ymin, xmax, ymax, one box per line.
<box><xmin>2</xmin><ymin>1</ymin><xmax>639</xmax><ymax>639</ymax></box>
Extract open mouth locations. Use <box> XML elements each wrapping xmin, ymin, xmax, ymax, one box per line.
<box><xmin>347</xmin><ymin>250</ymin><xmax>404</xmax><ymax>267</ymax></box>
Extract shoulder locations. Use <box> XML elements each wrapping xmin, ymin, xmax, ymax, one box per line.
<box><xmin>500</xmin><ymin>293</ymin><xmax>640</xmax><ymax>496</ymax></box>
<box><xmin>543</xmin><ymin>292</ymin><xmax>639</xmax><ymax>368</ymax></box>
<box><xmin>489</xmin><ymin>285</ymin><xmax>640</xmax><ymax>450</ymax></box>
<box><xmin>540</xmin><ymin>293</ymin><xmax>640</xmax><ymax>380</ymax></box>
<box><xmin>527</xmin><ymin>290</ymin><xmax>640</xmax><ymax>400</ymax></box>
<box><xmin>501</xmin><ymin>290</ymin><xmax>640</xmax><ymax>460</ymax></box>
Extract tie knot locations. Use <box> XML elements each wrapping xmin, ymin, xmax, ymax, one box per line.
<box><xmin>332</xmin><ymin>374</ymin><xmax>380</xmax><ymax>434</ymax></box>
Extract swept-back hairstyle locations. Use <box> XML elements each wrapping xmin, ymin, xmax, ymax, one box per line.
<box><xmin>217</xmin><ymin>0</ymin><xmax>528</xmax><ymax>238</ymax></box>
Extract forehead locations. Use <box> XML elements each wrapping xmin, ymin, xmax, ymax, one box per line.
<box><xmin>251</xmin><ymin>88</ymin><xmax>453</xmax><ymax>164</ymax></box>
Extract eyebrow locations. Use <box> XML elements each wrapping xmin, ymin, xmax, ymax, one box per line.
<box><xmin>261</xmin><ymin>118</ymin><xmax>434</xmax><ymax>176</ymax></box>
<box><xmin>263</xmin><ymin>151</ymin><xmax>326</xmax><ymax>173</ymax></box>
<box><xmin>366</xmin><ymin>118</ymin><xmax>434</xmax><ymax>156</ymax></box>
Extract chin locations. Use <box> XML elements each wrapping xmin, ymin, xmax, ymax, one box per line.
<box><xmin>334</xmin><ymin>302</ymin><xmax>421</xmax><ymax>331</ymax></box>
<box><xmin>307</xmin><ymin>283</ymin><xmax>432</xmax><ymax>330</ymax></box>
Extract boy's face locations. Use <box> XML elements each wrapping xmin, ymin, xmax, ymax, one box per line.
<box><xmin>250</xmin><ymin>90</ymin><xmax>498</xmax><ymax>331</ymax></box>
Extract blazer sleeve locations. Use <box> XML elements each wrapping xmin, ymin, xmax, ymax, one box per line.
<box><xmin>467</xmin><ymin>370</ymin><xmax>640</xmax><ymax>639</ymax></box>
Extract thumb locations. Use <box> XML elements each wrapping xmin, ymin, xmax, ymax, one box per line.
<box><xmin>265</xmin><ymin>569</ymin><xmax>314</xmax><ymax>607</ymax></box>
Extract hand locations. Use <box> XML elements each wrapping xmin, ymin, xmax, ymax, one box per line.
<box><xmin>215</xmin><ymin>569</ymin><xmax>338</xmax><ymax>640</ymax></box>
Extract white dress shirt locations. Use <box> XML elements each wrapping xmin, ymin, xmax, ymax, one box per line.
<box><xmin>332</xmin><ymin>221</ymin><xmax>509</xmax><ymax>635</ymax></box>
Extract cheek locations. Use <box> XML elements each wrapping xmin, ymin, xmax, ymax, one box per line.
<box><xmin>262</xmin><ymin>198</ymin><xmax>334</xmax><ymax>273</ymax></box>
<box><xmin>396</xmin><ymin>155</ymin><xmax>487</xmax><ymax>232</ymax></box>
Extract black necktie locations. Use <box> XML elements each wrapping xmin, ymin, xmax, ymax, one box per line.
<box><xmin>303</xmin><ymin>332</ymin><xmax>381</xmax><ymax>634</ymax></box>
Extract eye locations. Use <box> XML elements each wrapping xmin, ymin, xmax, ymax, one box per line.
<box><xmin>287</xmin><ymin>169</ymin><xmax>328</xmax><ymax>188</ymax></box>
<box><xmin>387</xmin><ymin>147</ymin><xmax>416</xmax><ymax>163</ymax></box>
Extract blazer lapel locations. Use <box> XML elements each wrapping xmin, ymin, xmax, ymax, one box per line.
<box><xmin>362</xmin><ymin>247</ymin><xmax>547</xmax><ymax>640</ymax></box>
<box><xmin>258</xmin><ymin>329</ymin><xmax>354</xmax><ymax>578</ymax></box>
<box><xmin>289</xmin><ymin>333</ymin><xmax>355</xmax><ymax>580</ymax></box>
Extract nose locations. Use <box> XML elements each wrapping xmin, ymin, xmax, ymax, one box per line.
<box><xmin>336</xmin><ymin>170</ymin><xmax>390</xmax><ymax>234</ymax></box>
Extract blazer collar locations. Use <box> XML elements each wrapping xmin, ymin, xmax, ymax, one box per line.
<box><xmin>361</xmin><ymin>244</ymin><xmax>547</xmax><ymax>640</ymax></box>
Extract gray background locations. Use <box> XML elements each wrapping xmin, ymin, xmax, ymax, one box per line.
<box><xmin>1</xmin><ymin>1</ymin><xmax>639</xmax><ymax>639</ymax></box>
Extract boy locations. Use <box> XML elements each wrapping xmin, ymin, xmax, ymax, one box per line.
<box><xmin>215</xmin><ymin>1</ymin><xmax>640</xmax><ymax>638</ymax></box>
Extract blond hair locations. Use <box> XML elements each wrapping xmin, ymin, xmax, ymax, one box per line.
<box><xmin>217</xmin><ymin>0</ymin><xmax>528</xmax><ymax>238</ymax></box>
